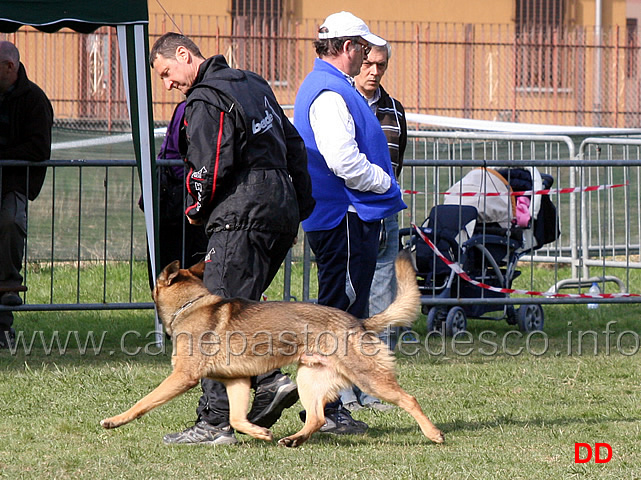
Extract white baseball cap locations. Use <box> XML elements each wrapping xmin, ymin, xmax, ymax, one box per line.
<box><xmin>318</xmin><ymin>11</ymin><xmax>386</xmax><ymax>46</ymax></box>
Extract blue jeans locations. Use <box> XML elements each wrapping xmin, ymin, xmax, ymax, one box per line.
<box><xmin>370</xmin><ymin>214</ymin><xmax>401</xmax><ymax>350</ymax></box>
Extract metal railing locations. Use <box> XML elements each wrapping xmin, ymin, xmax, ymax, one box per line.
<box><xmin>4</xmin><ymin>130</ymin><xmax>641</xmax><ymax>320</ymax></box>
<box><xmin>0</xmin><ymin>159</ymin><xmax>151</xmax><ymax>315</ymax></box>
<box><xmin>400</xmin><ymin>131</ymin><xmax>641</xmax><ymax>306</ymax></box>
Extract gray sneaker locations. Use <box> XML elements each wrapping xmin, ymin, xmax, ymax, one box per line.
<box><xmin>317</xmin><ymin>407</ymin><xmax>368</xmax><ymax>435</ymax></box>
<box><xmin>342</xmin><ymin>401</ymin><xmax>364</xmax><ymax>412</ymax></box>
<box><xmin>247</xmin><ymin>375</ymin><xmax>298</xmax><ymax>428</ymax></box>
<box><xmin>162</xmin><ymin>422</ymin><xmax>238</xmax><ymax>445</ymax></box>
<box><xmin>362</xmin><ymin>400</ymin><xmax>395</xmax><ymax>412</ymax></box>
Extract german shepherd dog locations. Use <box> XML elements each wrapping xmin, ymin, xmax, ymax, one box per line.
<box><xmin>101</xmin><ymin>250</ymin><xmax>445</xmax><ymax>447</ymax></box>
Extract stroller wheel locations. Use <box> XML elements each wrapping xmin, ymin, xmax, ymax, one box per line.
<box><xmin>516</xmin><ymin>304</ymin><xmax>544</xmax><ymax>332</ymax></box>
<box><xmin>445</xmin><ymin>307</ymin><xmax>467</xmax><ymax>337</ymax></box>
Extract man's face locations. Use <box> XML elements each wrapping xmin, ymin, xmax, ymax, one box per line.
<box><xmin>345</xmin><ymin>38</ymin><xmax>370</xmax><ymax>77</ymax></box>
<box><xmin>0</xmin><ymin>59</ymin><xmax>17</xmax><ymax>94</ymax></box>
<box><xmin>355</xmin><ymin>47</ymin><xmax>388</xmax><ymax>98</ymax></box>
<box><xmin>152</xmin><ymin>47</ymin><xmax>198</xmax><ymax>95</ymax></box>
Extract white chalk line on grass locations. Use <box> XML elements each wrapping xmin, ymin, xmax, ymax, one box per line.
<box><xmin>52</xmin><ymin>127</ymin><xmax>166</xmax><ymax>151</ymax></box>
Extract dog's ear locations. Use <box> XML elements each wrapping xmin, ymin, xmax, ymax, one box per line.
<box><xmin>188</xmin><ymin>261</ymin><xmax>206</xmax><ymax>279</ymax></box>
<box><xmin>157</xmin><ymin>260</ymin><xmax>182</xmax><ymax>286</ymax></box>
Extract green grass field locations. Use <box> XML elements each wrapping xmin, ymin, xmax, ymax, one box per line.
<box><xmin>1</xmin><ymin>264</ymin><xmax>641</xmax><ymax>479</ymax></box>
<box><xmin>3</xmin><ymin>130</ymin><xmax>637</xmax><ymax>478</ymax></box>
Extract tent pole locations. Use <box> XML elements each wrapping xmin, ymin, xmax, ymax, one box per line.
<box><xmin>117</xmin><ymin>24</ymin><xmax>163</xmax><ymax>347</ymax></box>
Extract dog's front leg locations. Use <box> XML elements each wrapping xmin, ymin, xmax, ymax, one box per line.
<box><xmin>101</xmin><ymin>369</ymin><xmax>199</xmax><ymax>429</ymax></box>
<box><xmin>223</xmin><ymin>378</ymin><xmax>273</xmax><ymax>442</ymax></box>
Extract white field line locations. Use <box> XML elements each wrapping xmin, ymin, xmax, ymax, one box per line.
<box><xmin>52</xmin><ymin>128</ymin><xmax>166</xmax><ymax>151</ymax></box>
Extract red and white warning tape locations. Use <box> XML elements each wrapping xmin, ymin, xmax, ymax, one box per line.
<box><xmin>411</xmin><ymin>223</ymin><xmax>639</xmax><ymax>299</ymax></box>
<box><xmin>402</xmin><ymin>182</ymin><xmax>628</xmax><ymax>197</ymax></box>
<box><xmin>443</xmin><ymin>182</ymin><xmax>628</xmax><ymax>197</ymax></box>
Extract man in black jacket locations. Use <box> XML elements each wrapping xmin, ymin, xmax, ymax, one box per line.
<box><xmin>0</xmin><ymin>41</ymin><xmax>53</xmax><ymax>349</ymax></box>
<box><xmin>150</xmin><ymin>33</ymin><xmax>314</xmax><ymax>445</ymax></box>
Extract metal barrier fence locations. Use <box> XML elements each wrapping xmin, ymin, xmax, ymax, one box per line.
<box><xmin>0</xmin><ymin>159</ymin><xmax>151</xmax><ymax>314</ymax></box>
<box><xmin>0</xmin><ymin>157</ymin><xmax>310</xmax><ymax>316</ymax></box>
<box><xmin>401</xmin><ymin>132</ymin><xmax>641</xmax><ymax>306</ymax></box>
<box><xmin>401</xmin><ymin>131</ymin><xmax>576</xmax><ymax>273</ymax></box>
<box><xmin>573</xmin><ymin>137</ymin><xmax>641</xmax><ymax>284</ymax></box>
<box><xmin>3</xmin><ymin>132</ymin><xmax>641</xmax><ymax>321</ymax></box>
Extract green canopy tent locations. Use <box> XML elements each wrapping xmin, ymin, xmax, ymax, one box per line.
<box><xmin>0</xmin><ymin>0</ymin><xmax>162</xmax><ymax>341</ymax></box>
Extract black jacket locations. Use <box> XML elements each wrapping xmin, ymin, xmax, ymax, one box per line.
<box><xmin>0</xmin><ymin>63</ymin><xmax>53</xmax><ymax>200</ymax></box>
<box><xmin>183</xmin><ymin>55</ymin><xmax>314</xmax><ymax>235</ymax></box>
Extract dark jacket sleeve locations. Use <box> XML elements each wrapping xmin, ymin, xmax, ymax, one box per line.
<box><xmin>282</xmin><ymin>116</ymin><xmax>315</xmax><ymax>221</ymax></box>
<box><xmin>0</xmin><ymin>88</ymin><xmax>53</xmax><ymax>163</ymax></box>
<box><xmin>183</xmin><ymin>98</ymin><xmax>238</xmax><ymax>222</ymax></box>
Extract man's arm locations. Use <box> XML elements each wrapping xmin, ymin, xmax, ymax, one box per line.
<box><xmin>0</xmin><ymin>92</ymin><xmax>52</xmax><ymax>162</ymax></box>
<box><xmin>310</xmin><ymin>91</ymin><xmax>390</xmax><ymax>194</ymax></box>
<box><xmin>183</xmin><ymin>99</ymin><xmax>237</xmax><ymax>223</ymax></box>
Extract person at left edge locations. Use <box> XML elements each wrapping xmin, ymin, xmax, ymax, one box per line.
<box><xmin>149</xmin><ymin>32</ymin><xmax>315</xmax><ymax>446</ymax></box>
<box><xmin>0</xmin><ymin>41</ymin><xmax>53</xmax><ymax>349</ymax></box>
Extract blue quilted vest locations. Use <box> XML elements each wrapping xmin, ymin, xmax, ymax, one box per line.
<box><xmin>294</xmin><ymin>59</ymin><xmax>406</xmax><ymax>232</ymax></box>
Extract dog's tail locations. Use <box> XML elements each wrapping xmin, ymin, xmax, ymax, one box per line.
<box><xmin>363</xmin><ymin>249</ymin><xmax>421</xmax><ymax>333</ymax></box>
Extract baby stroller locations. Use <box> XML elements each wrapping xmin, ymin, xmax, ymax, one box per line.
<box><xmin>401</xmin><ymin>167</ymin><xmax>559</xmax><ymax>336</ymax></box>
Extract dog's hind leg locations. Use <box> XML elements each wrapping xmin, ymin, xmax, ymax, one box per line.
<box><xmin>345</xmin><ymin>356</ymin><xmax>445</xmax><ymax>444</ymax></box>
<box><xmin>101</xmin><ymin>369</ymin><xmax>200</xmax><ymax>429</ymax></box>
<box><xmin>224</xmin><ymin>377</ymin><xmax>273</xmax><ymax>442</ymax></box>
<box><xmin>375</xmin><ymin>384</ymin><xmax>444</xmax><ymax>444</ymax></box>
<box><xmin>278</xmin><ymin>364</ymin><xmax>341</xmax><ymax>448</ymax></box>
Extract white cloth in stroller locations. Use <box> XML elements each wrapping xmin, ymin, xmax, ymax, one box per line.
<box><xmin>443</xmin><ymin>167</ymin><xmax>516</xmax><ymax>229</ymax></box>
<box><xmin>443</xmin><ymin>166</ymin><xmax>546</xmax><ymax>251</ymax></box>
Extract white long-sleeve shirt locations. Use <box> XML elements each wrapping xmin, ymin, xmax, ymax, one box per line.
<box><xmin>309</xmin><ymin>90</ymin><xmax>391</xmax><ymax>195</ymax></box>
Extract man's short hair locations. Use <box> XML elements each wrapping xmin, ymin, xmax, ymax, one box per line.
<box><xmin>371</xmin><ymin>43</ymin><xmax>392</xmax><ymax>61</ymax></box>
<box><xmin>149</xmin><ymin>32</ymin><xmax>203</xmax><ymax>68</ymax></box>
<box><xmin>313</xmin><ymin>36</ymin><xmax>360</xmax><ymax>58</ymax></box>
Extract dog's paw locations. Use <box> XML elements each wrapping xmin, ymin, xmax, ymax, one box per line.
<box><xmin>100</xmin><ymin>418</ymin><xmax>119</xmax><ymax>429</ymax></box>
<box><xmin>278</xmin><ymin>436</ymin><xmax>304</xmax><ymax>448</ymax></box>
<box><xmin>431</xmin><ymin>431</ymin><xmax>445</xmax><ymax>444</ymax></box>
<box><xmin>236</xmin><ymin>424</ymin><xmax>273</xmax><ymax>442</ymax></box>
<box><xmin>277</xmin><ymin>437</ymin><xmax>295</xmax><ymax>448</ymax></box>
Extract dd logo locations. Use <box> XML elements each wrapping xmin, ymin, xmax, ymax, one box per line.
<box><xmin>574</xmin><ymin>443</ymin><xmax>613</xmax><ymax>463</ymax></box>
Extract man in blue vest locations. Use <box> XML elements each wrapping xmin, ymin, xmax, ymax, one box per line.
<box><xmin>341</xmin><ymin>40</ymin><xmax>411</xmax><ymax>412</ymax></box>
<box><xmin>294</xmin><ymin>11</ymin><xmax>406</xmax><ymax>434</ymax></box>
